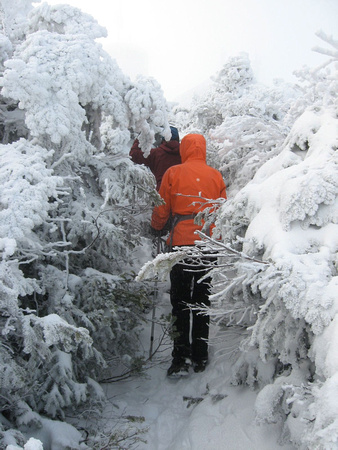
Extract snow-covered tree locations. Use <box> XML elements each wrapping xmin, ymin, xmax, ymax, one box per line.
<box><xmin>0</xmin><ymin>1</ymin><xmax>170</xmax><ymax>446</ymax></box>
<box><xmin>209</xmin><ymin>33</ymin><xmax>338</xmax><ymax>448</ymax></box>
<box><xmin>175</xmin><ymin>53</ymin><xmax>301</xmax><ymax>194</ymax></box>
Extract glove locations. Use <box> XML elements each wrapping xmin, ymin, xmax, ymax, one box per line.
<box><xmin>150</xmin><ymin>226</ymin><xmax>163</xmax><ymax>237</ymax></box>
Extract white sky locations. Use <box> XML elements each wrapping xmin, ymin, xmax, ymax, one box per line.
<box><xmin>44</xmin><ymin>0</ymin><xmax>338</xmax><ymax>101</ymax></box>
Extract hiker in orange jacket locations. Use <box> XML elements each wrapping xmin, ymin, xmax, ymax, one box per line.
<box><xmin>129</xmin><ymin>126</ymin><xmax>181</xmax><ymax>191</ymax></box>
<box><xmin>151</xmin><ymin>133</ymin><xmax>226</xmax><ymax>377</ymax></box>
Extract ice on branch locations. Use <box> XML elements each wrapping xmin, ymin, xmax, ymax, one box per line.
<box><xmin>136</xmin><ymin>250</ymin><xmax>187</xmax><ymax>281</ymax></box>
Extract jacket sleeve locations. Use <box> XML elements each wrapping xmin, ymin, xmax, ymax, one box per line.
<box><xmin>129</xmin><ymin>139</ymin><xmax>150</xmax><ymax>167</ymax></box>
<box><xmin>151</xmin><ymin>170</ymin><xmax>172</xmax><ymax>230</ymax></box>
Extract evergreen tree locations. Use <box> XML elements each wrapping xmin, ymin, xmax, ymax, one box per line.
<box><xmin>208</xmin><ymin>33</ymin><xmax>338</xmax><ymax>448</ymax></box>
<box><xmin>173</xmin><ymin>53</ymin><xmax>301</xmax><ymax>193</ymax></box>
<box><xmin>0</xmin><ymin>2</ymin><xmax>169</xmax><ymax>446</ymax></box>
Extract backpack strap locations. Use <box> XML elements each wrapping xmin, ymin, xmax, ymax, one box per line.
<box><xmin>168</xmin><ymin>213</ymin><xmax>196</xmax><ymax>251</ymax></box>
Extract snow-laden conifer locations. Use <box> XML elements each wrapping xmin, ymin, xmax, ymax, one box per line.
<box><xmin>208</xmin><ymin>34</ymin><xmax>338</xmax><ymax>448</ymax></box>
<box><xmin>0</xmin><ymin>2</ymin><xmax>170</xmax><ymax>447</ymax></box>
<box><xmin>173</xmin><ymin>53</ymin><xmax>301</xmax><ymax>194</ymax></box>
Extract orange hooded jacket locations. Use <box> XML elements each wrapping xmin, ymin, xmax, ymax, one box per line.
<box><xmin>151</xmin><ymin>134</ymin><xmax>226</xmax><ymax>246</ymax></box>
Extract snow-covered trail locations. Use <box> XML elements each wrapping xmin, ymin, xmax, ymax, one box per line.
<box><xmin>102</xmin><ymin>290</ymin><xmax>294</xmax><ymax>450</ymax></box>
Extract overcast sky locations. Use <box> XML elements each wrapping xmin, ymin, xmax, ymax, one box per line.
<box><xmin>45</xmin><ymin>0</ymin><xmax>338</xmax><ymax>101</ymax></box>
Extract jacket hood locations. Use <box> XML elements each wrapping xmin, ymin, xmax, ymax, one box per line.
<box><xmin>180</xmin><ymin>134</ymin><xmax>206</xmax><ymax>163</ymax></box>
<box><xmin>161</xmin><ymin>140</ymin><xmax>180</xmax><ymax>154</ymax></box>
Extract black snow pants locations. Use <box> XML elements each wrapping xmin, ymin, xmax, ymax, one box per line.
<box><xmin>169</xmin><ymin>261</ymin><xmax>211</xmax><ymax>363</ymax></box>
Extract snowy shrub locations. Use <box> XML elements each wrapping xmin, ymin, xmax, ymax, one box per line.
<box><xmin>285</xmin><ymin>31</ymin><xmax>338</xmax><ymax>130</ymax></box>
<box><xmin>173</xmin><ymin>53</ymin><xmax>301</xmax><ymax>189</ymax></box>
<box><xmin>0</xmin><ymin>1</ymin><xmax>170</xmax><ymax>447</ymax></box>
<box><xmin>210</xmin><ymin>41</ymin><xmax>338</xmax><ymax>447</ymax></box>
<box><xmin>207</xmin><ymin>55</ymin><xmax>301</xmax><ymax>194</ymax></box>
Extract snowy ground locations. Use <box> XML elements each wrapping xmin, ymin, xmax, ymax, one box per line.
<box><xmin>101</xmin><ymin>288</ymin><xmax>295</xmax><ymax>450</ymax></box>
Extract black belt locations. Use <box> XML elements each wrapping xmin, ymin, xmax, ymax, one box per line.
<box><xmin>169</xmin><ymin>213</ymin><xmax>211</xmax><ymax>250</ymax></box>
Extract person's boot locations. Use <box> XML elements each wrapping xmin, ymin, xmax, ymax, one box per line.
<box><xmin>167</xmin><ymin>357</ymin><xmax>190</xmax><ymax>378</ymax></box>
<box><xmin>192</xmin><ymin>359</ymin><xmax>208</xmax><ymax>373</ymax></box>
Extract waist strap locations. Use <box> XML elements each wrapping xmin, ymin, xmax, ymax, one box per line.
<box><xmin>172</xmin><ymin>213</ymin><xmax>196</xmax><ymax>227</ymax></box>
<box><xmin>168</xmin><ymin>214</ymin><xmax>196</xmax><ymax>251</ymax></box>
